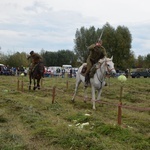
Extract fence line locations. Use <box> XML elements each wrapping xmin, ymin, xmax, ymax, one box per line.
<box><xmin>16</xmin><ymin>78</ymin><xmax>150</xmax><ymax>112</ymax></box>
<box><xmin>16</xmin><ymin>78</ymin><xmax>150</xmax><ymax>125</ymax></box>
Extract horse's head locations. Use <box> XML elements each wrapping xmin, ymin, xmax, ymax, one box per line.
<box><xmin>104</xmin><ymin>56</ymin><xmax>116</xmax><ymax>77</ymax></box>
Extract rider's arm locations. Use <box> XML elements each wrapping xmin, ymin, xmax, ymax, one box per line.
<box><xmin>88</xmin><ymin>44</ymin><xmax>96</xmax><ymax>51</ymax></box>
<box><xmin>27</xmin><ymin>55</ymin><xmax>31</xmax><ymax>60</ymax></box>
<box><xmin>100</xmin><ymin>46</ymin><xmax>107</xmax><ymax>56</ymax></box>
<box><xmin>36</xmin><ymin>53</ymin><xmax>42</xmax><ymax>59</ymax></box>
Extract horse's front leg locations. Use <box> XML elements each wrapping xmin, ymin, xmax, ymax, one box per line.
<box><xmin>91</xmin><ymin>86</ymin><xmax>96</xmax><ymax>109</ymax></box>
<box><xmin>29</xmin><ymin>76</ymin><xmax>32</xmax><ymax>90</ymax></box>
<box><xmin>37</xmin><ymin>79</ymin><xmax>40</xmax><ymax>90</ymax></box>
<box><xmin>97</xmin><ymin>89</ymin><xmax>102</xmax><ymax>101</ymax></box>
<box><xmin>71</xmin><ymin>80</ymin><xmax>81</xmax><ymax>102</ymax></box>
<box><xmin>33</xmin><ymin>79</ymin><xmax>37</xmax><ymax>90</ymax></box>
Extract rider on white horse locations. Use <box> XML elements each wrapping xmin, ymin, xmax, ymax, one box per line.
<box><xmin>72</xmin><ymin>56</ymin><xmax>116</xmax><ymax>109</ymax></box>
<box><xmin>83</xmin><ymin>40</ymin><xmax>107</xmax><ymax>87</ymax></box>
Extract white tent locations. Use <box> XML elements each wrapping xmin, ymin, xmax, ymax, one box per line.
<box><xmin>0</xmin><ymin>64</ymin><xmax>4</xmax><ymax>66</ymax></box>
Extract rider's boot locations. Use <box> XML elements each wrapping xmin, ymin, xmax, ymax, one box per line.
<box><xmin>81</xmin><ymin>72</ymin><xmax>86</xmax><ymax>77</ymax></box>
<box><xmin>84</xmin><ymin>73</ymin><xmax>90</xmax><ymax>87</ymax></box>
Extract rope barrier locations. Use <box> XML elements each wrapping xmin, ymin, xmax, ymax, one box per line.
<box><xmin>16</xmin><ymin>78</ymin><xmax>150</xmax><ymax>126</ymax></box>
<box><xmin>16</xmin><ymin>78</ymin><xmax>150</xmax><ymax>112</ymax></box>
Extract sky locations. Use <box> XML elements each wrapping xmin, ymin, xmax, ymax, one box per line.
<box><xmin>0</xmin><ymin>0</ymin><xmax>150</xmax><ymax>58</ymax></box>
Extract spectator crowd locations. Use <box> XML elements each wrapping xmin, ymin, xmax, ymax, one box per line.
<box><xmin>0</xmin><ymin>65</ymin><xmax>28</xmax><ymax>76</ymax></box>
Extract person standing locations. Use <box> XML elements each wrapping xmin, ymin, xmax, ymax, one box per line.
<box><xmin>70</xmin><ymin>68</ymin><xmax>72</xmax><ymax>78</ymax></box>
<box><xmin>61</xmin><ymin>67</ymin><xmax>65</xmax><ymax>78</ymax></box>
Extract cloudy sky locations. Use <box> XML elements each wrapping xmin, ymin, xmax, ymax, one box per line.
<box><xmin>0</xmin><ymin>0</ymin><xmax>150</xmax><ymax>57</ymax></box>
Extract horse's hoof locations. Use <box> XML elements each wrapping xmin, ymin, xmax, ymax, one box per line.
<box><xmin>84</xmin><ymin>97</ymin><xmax>87</xmax><ymax>103</ymax></box>
<box><xmin>71</xmin><ymin>99</ymin><xmax>75</xmax><ymax>103</ymax></box>
<box><xmin>33</xmin><ymin>87</ymin><xmax>37</xmax><ymax>90</ymax></box>
<box><xmin>29</xmin><ymin>86</ymin><xmax>31</xmax><ymax>90</ymax></box>
<box><xmin>37</xmin><ymin>87</ymin><xmax>40</xmax><ymax>90</ymax></box>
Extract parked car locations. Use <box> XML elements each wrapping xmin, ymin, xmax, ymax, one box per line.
<box><xmin>131</xmin><ymin>71</ymin><xmax>150</xmax><ymax>78</ymax></box>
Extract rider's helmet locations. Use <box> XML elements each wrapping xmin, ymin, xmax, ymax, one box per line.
<box><xmin>30</xmin><ymin>51</ymin><xmax>34</xmax><ymax>55</ymax></box>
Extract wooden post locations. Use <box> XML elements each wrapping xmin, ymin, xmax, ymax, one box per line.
<box><xmin>66</xmin><ymin>80</ymin><xmax>68</xmax><ymax>89</ymax></box>
<box><xmin>21</xmin><ymin>79</ymin><xmax>24</xmax><ymax>92</ymax></box>
<box><xmin>118</xmin><ymin>86</ymin><xmax>123</xmax><ymax>125</ymax></box>
<box><xmin>17</xmin><ymin>79</ymin><xmax>20</xmax><ymax>91</ymax></box>
<box><xmin>52</xmin><ymin>86</ymin><xmax>56</xmax><ymax>104</ymax></box>
<box><xmin>108</xmin><ymin>76</ymin><xmax>110</xmax><ymax>86</ymax></box>
<box><xmin>118</xmin><ymin>102</ymin><xmax>122</xmax><ymax>125</ymax></box>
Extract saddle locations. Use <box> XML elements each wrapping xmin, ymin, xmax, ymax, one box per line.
<box><xmin>81</xmin><ymin>64</ymin><xmax>97</xmax><ymax>78</ymax></box>
<box><xmin>81</xmin><ymin>65</ymin><xmax>87</xmax><ymax>75</ymax></box>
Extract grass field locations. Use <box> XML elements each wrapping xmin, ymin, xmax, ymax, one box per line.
<box><xmin>0</xmin><ymin>75</ymin><xmax>150</xmax><ymax>150</ymax></box>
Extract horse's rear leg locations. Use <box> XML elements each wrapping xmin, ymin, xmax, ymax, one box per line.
<box><xmin>71</xmin><ymin>81</ymin><xmax>81</xmax><ymax>102</ymax></box>
<box><xmin>84</xmin><ymin>86</ymin><xmax>88</xmax><ymax>103</ymax></box>
<box><xmin>29</xmin><ymin>78</ymin><xmax>32</xmax><ymax>90</ymax></box>
<box><xmin>33</xmin><ymin>79</ymin><xmax>37</xmax><ymax>90</ymax></box>
<box><xmin>91</xmin><ymin>86</ymin><xmax>96</xmax><ymax>110</ymax></box>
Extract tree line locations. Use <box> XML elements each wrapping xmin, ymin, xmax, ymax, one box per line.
<box><xmin>0</xmin><ymin>23</ymin><xmax>150</xmax><ymax>70</ymax></box>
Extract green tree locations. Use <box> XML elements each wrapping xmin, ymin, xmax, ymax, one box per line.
<box><xmin>136</xmin><ymin>55</ymin><xmax>144</xmax><ymax>68</ymax></box>
<box><xmin>74</xmin><ymin>23</ymin><xmax>133</xmax><ymax>70</ymax></box>
<box><xmin>100</xmin><ymin>23</ymin><xmax>116</xmax><ymax>57</ymax></box>
<box><xmin>74</xmin><ymin>26</ymin><xmax>98</xmax><ymax>63</ymax></box>
<box><xmin>5</xmin><ymin>52</ymin><xmax>28</xmax><ymax>67</ymax></box>
<box><xmin>114</xmin><ymin>25</ymin><xmax>132</xmax><ymax>70</ymax></box>
<box><xmin>42</xmin><ymin>51</ymin><xmax>58</xmax><ymax>66</ymax></box>
<box><xmin>0</xmin><ymin>53</ymin><xmax>8</xmax><ymax>64</ymax></box>
<box><xmin>127</xmin><ymin>50</ymin><xmax>136</xmax><ymax>68</ymax></box>
<box><xmin>145</xmin><ymin>54</ymin><xmax>150</xmax><ymax>68</ymax></box>
<box><xmin>41</xmin><ymin>50</ymin><xmax>77</xmax><ymax>67</ymax></box>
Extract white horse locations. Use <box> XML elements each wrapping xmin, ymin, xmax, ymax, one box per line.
<box><xmin>71</xmin><ymin>56</ymin><xmax>116</xmax><ymax>109</ymax></box>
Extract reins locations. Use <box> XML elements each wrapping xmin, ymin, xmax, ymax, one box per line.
<box><xmin>96</xmin><ymin>59</ymin><xmax>114</xmax><ymax>88</ymax></box>
<box><xmin>96</xmin><ymin>61</ymin><xmax>106</xmax><ymax>85</ymax></box>
<box><xmin>105</xmin><ymin>60</ymin><xmax>115</xmax><ymax>74</ymax></box>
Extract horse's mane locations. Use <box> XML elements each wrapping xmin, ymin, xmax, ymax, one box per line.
<box><xmin>82</xmin><ymin>63</ymin><xmax>87</xmax><ymax>67</ymax></box>
<box><xmin>98</xmin><ymin>56</ymin><xmax>112</xmax><ymax>64</ymax></box>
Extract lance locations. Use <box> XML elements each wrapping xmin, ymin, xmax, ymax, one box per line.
<box><xmin>98</xmin><ymin>25</ymin><xmax>108</xmax><ymax>41</ymax></box>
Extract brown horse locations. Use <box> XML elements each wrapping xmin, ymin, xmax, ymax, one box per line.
<box><xmin>29</xmin><ymin>62</ymin><xmax>44</xmax><ymax>90</ymax></box>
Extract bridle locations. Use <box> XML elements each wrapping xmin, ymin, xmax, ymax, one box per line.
<box><xmin>104</xmin><ymin>59</ymin><xmax>115</xmax><ymax>75</ymax></box>
<box><xmin>95</xmin><ymin>58</ymin><xmax>115</xmax><ymax>88</ymax></box>
<box><xmin>96</xmin><ymin>58</ymin><xmax>114</xmax><ymax>74</ymax></box>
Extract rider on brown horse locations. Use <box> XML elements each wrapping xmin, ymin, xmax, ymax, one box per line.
<box><xmin>27</xmin><ymin>51</ymin><xmax>44</xmax><ymax>90</ymax></box>
<box><xmin>27</xmin><ymin>51</ymin><xmax>43</xmax><ymax>73</ymax></box>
